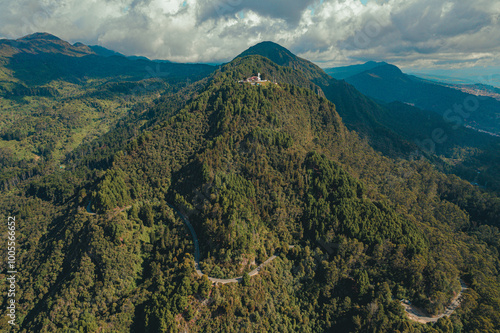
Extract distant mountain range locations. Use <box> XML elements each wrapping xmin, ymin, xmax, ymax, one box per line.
<box><xmin>88</xmin><ymin>44</ymin><xmax>172</xmax><ymax>63</ymax></box>
<box><xmin>0</xmin><ymin>32</ymin><xmax>214</xmax><ymax>87</ymax></box>
<box><xmin>0</xmin><ymin>32</ymin><xmax>215</xmax><ymax>191</ymax></box>
<box><xmin>0</xmin><ymin>32</ymin><xmax>95</xmax><ymax>57</ymax></box>
<box><xmin>0</xmin><ymin>32</ymin><xmax>172</xmax><ymax>63</ymax></box>
<box><xmin>326</xmin><ymin>61</ymin><xmax>500</xmax><ymax>136</ymax></box>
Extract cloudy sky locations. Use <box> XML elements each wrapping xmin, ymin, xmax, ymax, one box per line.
<box><xmin>0</xmin><ymin>0</ymin><xmax>499</xmax><ymax>81</ymax></box>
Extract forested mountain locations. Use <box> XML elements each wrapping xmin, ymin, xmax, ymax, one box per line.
<box><xmin>1</xmin><ymin>37</ymin><xmax>500</xmax><ymax>332</ymax></box>
<box><xmin>381</xmin><ymin>101</ymin><xmax>500</xmax><ymax>191</ymax></box>
<box><xmin>324</xmin><ymin>59</ymin><xmax>500</xmax><ymax>191</ymax></box>
<box><xmin>341</xmin><ymin>63</ymin><xmax>500</xmax><ymax>136</ymax></box>
<box><xmin>0</xmin><ymin>33</ymin><xmax>215</xmax><ymax>194</ymax></box>
<box><xmin>0</xmin><ymin>33</ymin><xmax>214</xmax><ymax>86</ymax></box>
<box><xmin>0</xmin><ymin>32</ymin><xmax>95</xmax><ymax>57</ymax></box>
<box><xmin>242</xmin><ymin>42</ymin><xmax>500</xmax><ymax>193</ymax></box>
<box><xmin>237</xmin><ymin>42</ymin><xmax>419</xmax><ymax>158</ymax></box>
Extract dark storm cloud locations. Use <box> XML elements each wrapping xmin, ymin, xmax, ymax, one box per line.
<box><xmin>0</xmin><ymin>0</ymin><xmax>499</xmax><ymax>69</ymax></box>
<box><xmin>391</xmin><ymin>0</ymin><xmax>491</xmax><ymax>43</ymax></box>
<box><xmin>337</xmin><ymin>1</ymin><xmax>490</xmax><ymax>54</ymax></box>
<box><xmin>308</xmin><ymin>0</ymin><xmax>499</xmax><ymax>69</ymax></box>
<box><xmin>196</xmin><ymin>0</ymin><xmax>317</xmax><ymax>25</ymax></box>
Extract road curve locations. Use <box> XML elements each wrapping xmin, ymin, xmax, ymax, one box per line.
<box><xmin>87</xmin><ymin>201</ymin><xmax>287</xmax><ymax>284</ymax></box>
<box><xmin>86</xmin><ymin>201</ymin><xmax>96</xmax><ymax>215</ymax></box>
<box><xmin>167</xmin><ymin>203</ymin><xmax>288</xmax><ymax>284</ymax></box>
<box><xmin>402</xmin><ymin>280</ymin><xmax>468</xmax><ymax>324</ymax></box>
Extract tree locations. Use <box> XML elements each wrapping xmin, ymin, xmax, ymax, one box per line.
<box><xmin>140</xmin><ymin>203</ymin><xmax>155</xmax><ymax>227</ymax></box>
<box><xmin>199</xmin><ymin>275</ymin><xmax>211</xmax><ymax>298</ymax></box>
<box><xmin>242</xmin><ymin>272</ymin><xmax>251</xmax><ymax>286</ymax></box>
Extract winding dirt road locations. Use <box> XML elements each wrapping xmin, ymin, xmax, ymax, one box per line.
<box><xmin>402</xmin><ymin>280</ymin><xmax>468</xmax><ymax>324</ymax></box>
<box><xmin>168</xmin><ymin>204</ymin><xmax>290</xmax><ymax>284</ymax></box>
<box><xmin>87</xmin><ymin>201</ymin><xmax>289</xmax><ymax>284</ymax></box>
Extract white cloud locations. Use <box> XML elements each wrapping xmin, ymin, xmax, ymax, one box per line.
<box><xmin>0</xmin><ymin>0</ymin><xmax>498</xmax><ymax>71</ymax></box>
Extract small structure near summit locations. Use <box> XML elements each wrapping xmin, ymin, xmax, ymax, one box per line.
<box><xmin>238</xmin><ymin>72</ymin><xmax>270</xmax><ymax>86</ymax></box>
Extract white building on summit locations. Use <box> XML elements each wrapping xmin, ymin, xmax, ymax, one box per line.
<box><xmin>238</xmin><ymin>73</ymin><xmax>268</xmax><ymax>85</ymax></box>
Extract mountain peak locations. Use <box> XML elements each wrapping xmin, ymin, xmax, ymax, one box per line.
<box><xmin>18</xmin><ymin>32</ymin><xmax>62</xmax><ymax>41</ymax></box>
<box><xmin>0</xmin><ymin>32</ymin><xmax>96</xmax><ymax>58</ymax></box>
<box><xmin>365</xmin><ymin>60</ymin><xmax>388</xmax><ymax>67</ymax></box>
<box><xmin>249</xmin><ymin>41</ymin><xmax>293</xmax><ymax>53</ymax></box>
<box><xmin>367</xmin><ymin>63</ymin><xmax>405</xmax><ymax>77</ymax></box>
<box><xmin>235</xmin><ymin>41</ymin><xmax>332</xmax><ymax>83</ymax></box>
<box><xmin>235</xmin><ymin>41</ymin><xmax>295</xmax><ymax>67</ymax></box>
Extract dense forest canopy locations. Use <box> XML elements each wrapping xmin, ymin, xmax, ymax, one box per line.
<box><xmin>0</xmin><ymin>36</ymin><xmax>499</xmax><ymax>332</ymax></box>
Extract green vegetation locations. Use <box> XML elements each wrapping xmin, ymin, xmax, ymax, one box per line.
<box><xmin>0</xmin><ymin>33</ymin><xmax>214</xmax><ymax>194</ymax></box>
<box><xmin>0</xmin><ymin>38</ymin><xmax>500</xmax><ymax>332</ymax></box>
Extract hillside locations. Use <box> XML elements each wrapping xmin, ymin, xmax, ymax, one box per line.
<box><xmin>237</xmin><ymin>42</ymin><xmax>420</xmax><ymax>158</ymax></box>
<box><xmin>0</xmin><ymin>32</ymin><xmax>95</xmax><ymax>58</ymax></box>
<box><xmin>324</xmin><ymin>61</ymin><xmax>500</xmax><ymax>191</ymax></box>
<box><xmin>249</xmin><ymin>43</ymin><xmax>500</xmax><ymax>192</ymax></box>
<box><xmin>0</xmin><ymin>33</ymin><xmax>215</xmax><ymax>194</ymax></box>
<box><xmin>235</xmin><ymin>41</ymin><xmax>332</xmax><ymax>83</ymax></box>
<box><xmin>344</xmin><ymin>63</ymin><xmax>500</xmax><ymax>136</ymax></box>
<box><xmin>0</xmin><ymin>41</ymin><xmax>500</xmax><ymax>332</ymax></box>
<box><xmin>381</xmin><ymin>101</ymin><xmax>500</xmax><ymax>191</ymax></box>
<box><xmin>0</xmin><ymin>33</ymin><xmax>215</xmax><ymax>86</ymax></box>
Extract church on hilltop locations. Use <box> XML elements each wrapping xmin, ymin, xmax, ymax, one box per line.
<box><xmin>238</xmin><ymin>73</ymin><xmax>269</xmax><ymax>86</ymax></box>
